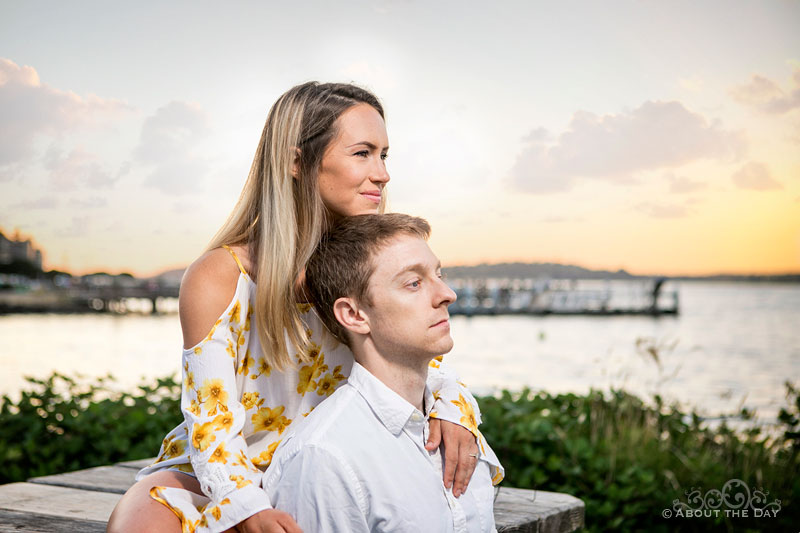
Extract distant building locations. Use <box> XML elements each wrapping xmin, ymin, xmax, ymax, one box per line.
<box><xmin>0</xmin><ymin>229</ymin><xmax>44</xmax><ymax>269</ymax></box>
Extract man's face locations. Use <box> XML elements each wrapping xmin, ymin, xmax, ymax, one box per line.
<box><xmin>361</xmin><ymin>234</ymin><xmax>457</xmax><ymax>360</ymax></box>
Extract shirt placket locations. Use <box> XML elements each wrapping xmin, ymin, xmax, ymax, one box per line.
<box><xmin>405</xmin><ymin>411</ymin><xmax>468</xmax><ymax>533</ymax></box>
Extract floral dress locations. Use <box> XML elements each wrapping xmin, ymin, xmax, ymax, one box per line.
<box><xmin>137</xmin><ymin>246</ymin><xmax>503</xmax><ymax>533</ymax></box>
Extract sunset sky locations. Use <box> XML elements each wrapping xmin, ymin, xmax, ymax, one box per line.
<box><xmin>1</xmin><ymin>1</ymin><xmax>798</xmax><ymax>276</ymax></box>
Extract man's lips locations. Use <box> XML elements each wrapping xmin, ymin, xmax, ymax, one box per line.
<box><xmin>431</xmin><ymin>318</ymin><xmax>450</xmax><ymax>328</ymax></box>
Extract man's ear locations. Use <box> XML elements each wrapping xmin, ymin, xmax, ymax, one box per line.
<box><xmin>333</xmin><ymin>297</ymin><xmax>370</xmax><ymax>336</ymax></box>
<box><xmin>290</xmin><ymin>147</ymin><xmax>301</xmax><ymax>180</ymax></box>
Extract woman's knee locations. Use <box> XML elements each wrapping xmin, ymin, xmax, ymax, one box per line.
<box><xmin>107</xmin><ymin>471</ymin><xmax>201</xmax><ymax>533</ymax></box>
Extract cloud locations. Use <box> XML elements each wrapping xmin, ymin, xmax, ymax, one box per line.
<box><xmin>69</xmin><ymin>196</ymin><xmax>108</xmax><ymax>209</ymax></box>
<box><xmin>11</xmin><ymin>196</ymin><xmax>60</xmax><ymax>210</ymax></box>
<box><xmin>664</xmin><ymin>172</ymin><xmax>707</xmax><ymax>194</ymax></box>
<box><xmin>54</xmin><ymin>215</ymin><xmax>91</xmax><ymax>238</ymax></box>
<box><xmin>730</xmin><ymin>68</ymin><xmax>800</xmax><ymax>114</ymax></box>
<box><xmin>636</xmin><ymin>202</ymin><xmax>689</xmax><ymax>219</ymax></box>
<box><xmin>134</xmin><ymin>101</ymin><xmax>210</xmax><ymax>193</ymax></box>
<box><xmin>0</xmin><ymin>58</ymin><xmax>131</xmax><ymax>169</ymax></box>
<box><xmin>731</xmin><ymin>161</ymin><xmax>782</xmax><ymax>191</ymax></box>
<box><xmin>43</xmin><ymin>147</ymin><xmax>119</xmax><ymax>191</ymax></box>
<box><xmin>509</xmin><ymin>100</ymin><xmax>745</xmax><ymax>193</ymax></box>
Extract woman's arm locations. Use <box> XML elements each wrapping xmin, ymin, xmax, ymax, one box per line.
<box><xmin>175</xmin><ymin>250</ymin><xmax>297</xmax><ymax>532</ymax></box>
<box><xmin>424</xmin><ymin>357</ymin><xmax>504</xmax><ymax>497</ymax></box>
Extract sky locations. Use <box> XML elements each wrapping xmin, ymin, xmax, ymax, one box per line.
<box><xmin>1</xmin><ymin>1</ymin><xmax>799</xmax><ymax>277</ymax></box>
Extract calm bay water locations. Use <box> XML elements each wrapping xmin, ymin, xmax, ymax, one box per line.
<box><xmin>1</xmin><ymin>281</ymin><xmax>797</xmax><ymax>421</ymax></box>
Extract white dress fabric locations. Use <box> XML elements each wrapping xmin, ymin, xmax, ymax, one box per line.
<box><xmin>263</xmin><ymin>361</ymin><xmax>498</xmax><ymax>533</ymax></box>
<box><xmin>137</xmin><ymin>249</ymin><xmax>503</xmax><ymax>533</ymax></box>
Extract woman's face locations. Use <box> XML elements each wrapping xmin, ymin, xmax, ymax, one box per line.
<box><xmin>317</xmin><ymin>103</ymin><xmax>390</xmax><ymax>217</ymax></box>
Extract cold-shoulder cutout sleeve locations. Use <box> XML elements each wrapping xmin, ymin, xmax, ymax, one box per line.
<box><xmin>152</xmin><ymin>275</ymin><xmax>272</xmax><ymax>532</ymax></box>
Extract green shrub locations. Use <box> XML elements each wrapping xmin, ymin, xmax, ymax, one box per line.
<box><xmin>1</xmin><ymin>373</ymin><xmax>797</xmax><ymax>532</ymax></box>
<box><xmin>476</xmin><ymin>384</ymin><xmax>800</xmax><ymax>532</ymax></box>
<box><xmin>0</xmin><ymin>373</ymin><xmax>181</xmax><ymax>484</ymax></box>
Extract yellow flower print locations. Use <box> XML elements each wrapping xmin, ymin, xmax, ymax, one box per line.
<box><xmin>432</xmin><ymin>390</ymin><xmax>442</xmax><ymax>402</ymax></box>
<box><xmin>316</xmin><ymin>364</ymin><xmax>346</xmax><ymax>396</ymax></box>
<box><xmin>175</xmin><ymin>463</ymin><xmax>193</xmax><ymax>474</ymax></box>
<box><xmin>194</xmin><ymin>345</ymin><xmax>202</xmax><ymax>355</ymax></box>
<box><xmin>302</xmin><ymin>407</ymin><xmax>315</xmax><ymax>417</ymax></box>
<box><xmin>252</xmin><ymin>440</ymin><xmax>281</xmax><ymax>467</ymax></box>
<box><xmin>297</xmin><ymin>350</ymin><xmax>327</xmax><ymax>395</ymax></box>
<box><xmin>252</xmin><ymin>405</ymin><xmax>292</xmax><ymax>435</ymax></box>
<box><xmin>238</xmin><ymin>349</ymin><xmax>254</xmax><ymax>376</ymax></box>
<box><xmin>229</xmin><ymin>475</ymin><xmax>252</xmax><ymax>489</ymax></box>
<box><xmin>205</xmin><ymin>318</ymin><xmax>222</xmax><ymax>342</ymax></box>
<box><xmin>228</xmin><ymin>301</ymin><xmax>241</xmax><ymax>325</ymax></box>
<box><xmin>184</xmin><ymin>371</ymin><xmax>195</xmax><ymax>392</ymax></box>
<box><xmin>160</xmin><ymin>437</ymin><xmax>185</xmax><ymax>461</ymax></box>
<box><xmin>316</xmin><ymin>374</ymin><xmax>338</xmax><ymax>396</ymax></box>
<box><xmin>199</xmin><ymin>379</ymin><xmax>229</xmax><ymax>416</ymax></box>
<box><xmin>188</xmin><ymin>399</ymin><xmax>201</xmax><ymax>416</ymax></box>
<box><xmin>429</xmin><ymin>410</ymin><xmax>439</xmax><ymax>419</ymax></box>
<box><xmin>208</xmin><ymin>442</ymin><xmax>231</xmax><ymax>464</ymax></box>
<box><xmin>429</xmin><ymin>359</ymin><xmax>441</xmax><ymax>369</ymax></box>
<box><xmin>492</xmin><ymin>470</ymin><xmax>504</xmax><ymax>485</ymax></box>
<box><xmin>213</xmin><ymin>411</ymin><xmax>234</xmax><ymax>432</ymax></box>
<box><xmin>450</xmin><ymin>394</ymin><xmax>479</xmax><ymax>436</ymax></box>
<box><xmin>230</xmin><ymin>449</ymin><xmax>259</xmax><ymax>472</ymax></box>
<box><xmin>256</xmin><ymin>358</ymin><xmax>271</xmax><ymax>378</ymax></box>
<box><xmin>191</xmin><ymin>421</ymin><xmax>217</xmax><ymax>451</ymax></box>
<box><xmin>240</xmin><ymin>391</ymin><xmax>263</xmax><ymax>410</ymax></box>
<box><xmin>244</xmin><ymin>306</ymin><xmax>252</xmax><ymax>331</ymax></box>
<box><xmin>226</xmin><ymin>338</ymin><xmax>236</xmax><ymax>359</ymax></box>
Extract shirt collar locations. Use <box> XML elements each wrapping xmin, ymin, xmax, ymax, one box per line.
<box><xmin>347</xmin><ymin>362</ymin><xmax>435</xmax><ymax>436</ymax></box>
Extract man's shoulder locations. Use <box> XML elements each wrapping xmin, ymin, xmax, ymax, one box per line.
<box><xmin>283</xmin><ymin>384</ymin><xmax>370</xmax><ymax>448</ymax></box>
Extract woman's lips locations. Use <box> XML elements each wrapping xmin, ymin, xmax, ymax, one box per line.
<box><xmin>361</xmin><ymin>191</ymin><xmax>382</xmax><ymax>204</ymax></box>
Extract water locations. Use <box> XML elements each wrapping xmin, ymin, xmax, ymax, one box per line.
<box><xmin>1</xmin><ymin>282</ymin><xmax>797</xmax><ymax>421</ymax></box>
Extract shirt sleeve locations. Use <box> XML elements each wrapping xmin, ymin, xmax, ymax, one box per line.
<box><xmin>173</xmin><ymin>297</ymin><xmax>272</xmax><ymax>532</ymax></box>
<box><xmin>426</xmin><ymin>356</ymin><xmax>482</xmax><ymax>435</ymax></box>
<box><xmin>426</xmin><ymin>356</ymin><xmax>505</xmax><ymax>484</ymax></box>
<box><xmin>263</xmin><ymin>441</ymin><xmax>370</xmax><ymax>533</ymax></box>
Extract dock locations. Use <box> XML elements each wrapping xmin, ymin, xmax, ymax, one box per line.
<box><xmin>0</xmin><ymin>458</ymin><xmax>585</xmax><ymax>532</ymax></box>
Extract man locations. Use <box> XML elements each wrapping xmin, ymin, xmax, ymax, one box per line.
<box><xmin>262</xmin><ymin>213</ymin><xmax>502</xmax><ymax>532</ymax></box>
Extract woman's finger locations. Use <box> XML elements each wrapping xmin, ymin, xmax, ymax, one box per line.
<box><xmin>454</xmin><ymin>441</ymin><xmax>479</xmax><ymax>497</ymax></box>
<box><xmin>426</xmin><ymin>417</ymin><xmax>442</xmax><ymax>451</ymax></box>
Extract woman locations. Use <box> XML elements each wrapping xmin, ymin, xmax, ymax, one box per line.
<box><xmin>107</xmin><ymin>82</ymin><xmax>502</xmax><ymax>533</ymax></box>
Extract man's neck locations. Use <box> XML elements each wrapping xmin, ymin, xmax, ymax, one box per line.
<box><xmin>353</xmin><ymin>343</ymin><xmax>430</xmax><ymax>412</ymax></box>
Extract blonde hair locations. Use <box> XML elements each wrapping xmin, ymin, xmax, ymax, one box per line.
<box><xmin>208</xmin><ymin>82</ymin><xmax>385</xmax><ymax>370</ymax></box>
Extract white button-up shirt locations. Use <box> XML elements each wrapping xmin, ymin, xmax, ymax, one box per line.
<box><xmin>262</xmin><ymin>362</ymin><xmax>498</xmax><ymax>532</ymax></box>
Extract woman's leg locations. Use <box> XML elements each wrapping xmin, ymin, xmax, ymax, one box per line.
<box><xmin>107</xmin><ymin>470</ymin><xmax>202</xmax><ymax>533</ymax></box>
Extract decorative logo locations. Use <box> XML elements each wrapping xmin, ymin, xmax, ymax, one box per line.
<box><xmin>661</xmin><ymin>479</ymin><xmax>782</xmax><ymax>519</ymax></box>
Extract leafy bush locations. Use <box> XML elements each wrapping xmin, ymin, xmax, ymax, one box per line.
<box><xmin>1</xmin><ymin>373</ymin><xmax>797</xmax><ymax>532</ymax></box>
<box><xmin>477</xmin><ymin>384</ymin><xmax>800</xmax><ymax>532</ymax></box>
<box><xmin>0</xmin><ymin>373</ymin><xmax>181</xmax><ymax>483</ymax></box>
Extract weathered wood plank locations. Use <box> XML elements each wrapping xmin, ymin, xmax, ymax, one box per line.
<box><xmin>495</xmin><ymin>487</ymin><xmax>584</xmax><ymax>533</ymax></box>
<box><xmin>0</xmin><ymin>482</ymin><xmax>121</xmax><ymax>523</ymax></box>
<box><xmin>28</xmin><ymin>465</ymin><xmax>138</xmax><ymax>494</ymax></box>
<box><xmin>115</xmin><ymin>457</ymin><xmax>155</xmax><ymax>470</ymax></box>
<box><xmin>0</xmin><ymin>509</ymin><xmax>106</xmax><ymax>533</ymax></box>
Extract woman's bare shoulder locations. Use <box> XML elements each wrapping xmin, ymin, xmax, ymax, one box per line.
<box><xmin>179</xmin><ymin>248</ymin><xmax>246</xmax><ymax>349</ymax></box>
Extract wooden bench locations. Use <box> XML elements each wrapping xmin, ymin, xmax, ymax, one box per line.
<box><xmin>0</xmin><ymin>459</ymin><xmax>585</xmax><ymax>532</ymax></box>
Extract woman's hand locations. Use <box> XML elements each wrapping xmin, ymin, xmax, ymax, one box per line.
<box><xmin>234</xmin><ymin>509</ymin><xmax>303</xmax><ymax>533</ymax></box>
<box><xmin>425</xmin><ymin>418</ymin><xmax>479</xmax><ymax>498</ymax></box>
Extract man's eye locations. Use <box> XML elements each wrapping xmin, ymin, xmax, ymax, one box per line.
<box><xmin>408</xmin><ymin>280</ymin><xmax>421</xmax><ymax>289</ymax></box>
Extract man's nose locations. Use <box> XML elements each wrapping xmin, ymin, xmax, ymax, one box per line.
<box><xmin>434</xmin><ymin>278</ymin><xmax>457</xmax><ymax>307</ymax></box>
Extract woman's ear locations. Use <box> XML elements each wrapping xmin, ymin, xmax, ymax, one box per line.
<box><xmin>291</xmin><ymin>147</ymin><xmax>302</xmax><ymax>180</ymax></box>
<box><xmin>333</xmin><ymin>297</ymin><xmax>370</xmax><ymax>336</ymax></box>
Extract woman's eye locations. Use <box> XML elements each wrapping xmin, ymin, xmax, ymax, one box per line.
<box><xmin>380</xmin><ymin>152</ymin><xmax>389</xmax><ymax>161</ymax></box>
<box><xmin>354</xmin><ymin>150</ymin><xmax>369</xmax><ymax>157</ymax></box>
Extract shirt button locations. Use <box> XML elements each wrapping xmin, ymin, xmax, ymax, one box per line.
<box><xmin>411</xmin><ymin>413</ymin><xmax>422</xmax><ymax>422</ymax></box>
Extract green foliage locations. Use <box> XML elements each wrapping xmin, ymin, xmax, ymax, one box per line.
<box><xmin>0</xmin><ymin>373</ymin><xmax>181</xmax><ymax>484</ymax></box>
<box><xmin>477</xmin><ymin>383</ymin><xmax>800</xmax><ymax>532</ymax></box>
<box><xmin>1</xmin><ymin>372</ymin><xmax>797</xmax><ymax>532</ymax></box>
